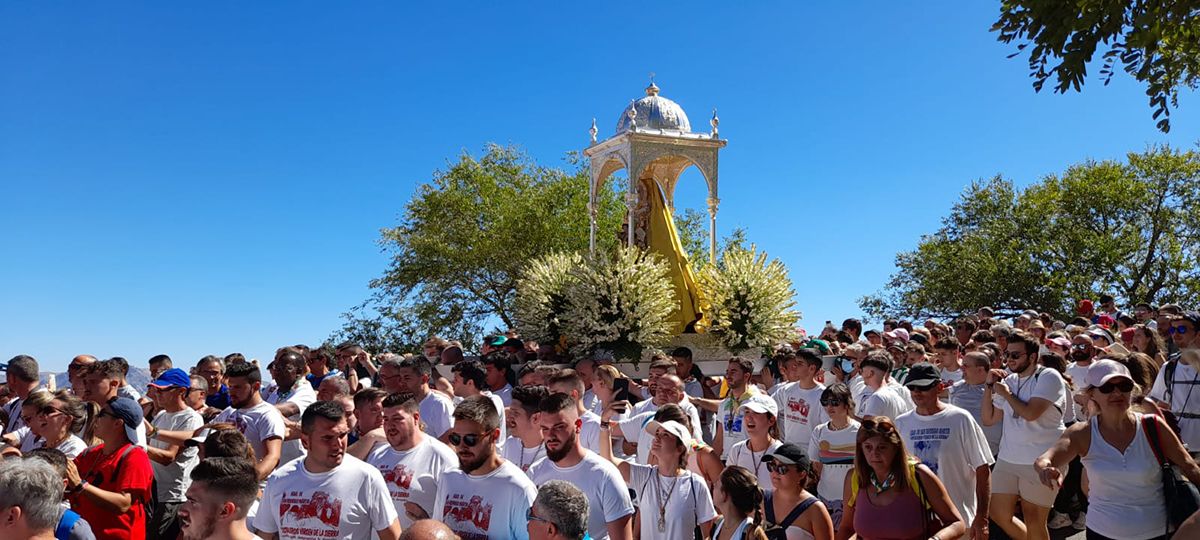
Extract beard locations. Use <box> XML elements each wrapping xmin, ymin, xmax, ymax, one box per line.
<box><xmin>546</xmin><ymin>432</ymin><xmax>575</xmax><ymax>462</ymax></box>
<box><xmin>459</xmin><ymin>447</ymin><xmax>491</xmax><ymax>474</ymax></box>
<box><xmin>180</xmin><ymin>512</ymin><xmax>215</xmax><ymax>540</ymax></box>
<box><xmin>1071</xmin><ymin>350</ymin><xmax>1092</xmax><ymax>362</ymax></box>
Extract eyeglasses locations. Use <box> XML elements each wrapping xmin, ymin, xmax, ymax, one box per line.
<box><xmin>765</xmin><ymin>462</ymin><xmax>794</xmax><ymax>474</ymax></box>
<box><xmin>819</xmin><ymin>398</ymin><xmax>844</xmax><ymax>406</ymax></box>
<box><xmin>447</xmin><ymin>432</ymin><xmax>490</xmax><ymax>447</ymax></box>
<box><xmin>1170</xmin><ymin>326</ymin><xmax>1190</xmax><ymax>335</ymax></box>
<box><xmin>526</xmin><ymin>508</ymin><xmax>553</xmax><ymax>525</ymax></box>
<box><xmin>1097</xmin><ymin>380</ymin><xmax>1135</xmax><ymax>394</ymax></box>
<box><xmin>1005</xmin><ymin>351</ymin><xmax>1026</xmax><ymax>359</ymax></box>
<box><xmin>1072</xmin><ymin>344</ymin><xmax>1090</xmax><ymax>350</ymax></box>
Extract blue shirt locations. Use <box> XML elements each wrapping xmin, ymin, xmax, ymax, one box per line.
<box><xmin>205</xmin><ymin>384</ymin><xmax>231</xmax><ymax>409</ymax></box>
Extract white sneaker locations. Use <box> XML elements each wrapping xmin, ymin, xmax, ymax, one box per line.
<box><xmin>1072</xmin><ymin>512</ymin><xmax>1087</xmax><ymax>530</ymax></box>
<box><xmin>1047</xmin><ymin>511</ymin><xmax>1072</xmax><ymax>529</ymax></box>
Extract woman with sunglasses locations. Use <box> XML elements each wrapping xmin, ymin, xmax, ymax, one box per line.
<box><xmin>1036</xmin><ymin>360</ymin><xmax>1200</xmax><ymax>540</ymax></box>
<box><xmin>599</xmin><ymin>416</ymin><xmax>716</xmax><ymax>540</ymax></box>
<box><xmin>29</xmin><ymin>390</ymin><xmax>93</xmax><ymax>458</ymax></box>
<box><xmin>761</xmin><ymin>444</ymin><xmax>834</xmax><ymax>540</ymax></box>
<box><xmin>807</xmin><ymin>383</ymin><xmax>858</xmax><ymax>529</ymax></box>
<box><xmin>836</xmin><ymin>417</ymin><xmax>964</xmax><ymax>540</ymax></box>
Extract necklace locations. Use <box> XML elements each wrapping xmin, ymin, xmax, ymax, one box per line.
<box><xmin>519</xmin><ymin>443</ymin><xmax>544</xmax><ymax>471</ymax></box>
<box><xmin>1012</xmin><ymin>367</ymin><xmax>1043</xmax><ymax>418</ymax></box>
<box><xmin>655</xmin><ymin>469</ymin><xmax>682</xmax><ymax>532</ymax></box>
<box><xmin>869</xmin><ymin>471</ymin><xmax>896</xmax><ymax>493</ymax></box>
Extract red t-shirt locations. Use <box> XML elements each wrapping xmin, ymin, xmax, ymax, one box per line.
<box><xmin>70</xmin><ymin>443</ymin><xmax>154</xmax><ymax>540</ymax></box>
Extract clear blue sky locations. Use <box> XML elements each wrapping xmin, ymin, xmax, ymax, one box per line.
<box><xmin>2</xmin><ymin>3</ymin><xmax>1195</xmax><ymax>373</ymax></box>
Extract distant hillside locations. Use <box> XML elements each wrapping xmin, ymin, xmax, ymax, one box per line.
<box><xmin>39</xmin><ymin>366</ymin><xmax>153</xmax><ymax>393</ymax></box>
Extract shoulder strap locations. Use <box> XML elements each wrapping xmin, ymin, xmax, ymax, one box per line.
<box><xmin>55</xmin><ymin>509</ymin><xmax>81</xmax><ymax>540</ymax></box>
<box><xmin>909</xmin><ymin>462</ymin><xmax>928</xmax><ymax>508</ymax></box>
<box><xmin>778</xmin><ymin>496</ymin><xmax>819</xmax><ymax>529</ymax></box>
<box><xmin>847</xmin><ymin>469</ymin><xmax>860</xmax><ymax>506</ymax></box>
<box><xmin>1141</xmin><ymin>414</ymin><xmax>1167</xmax><ymax>467</ymax></box>
<box><xmin>764</xmin><ymin>489</ymin><xmax>776</xmax><ymax>523</ymax></box>
<box><xmin>1166</xmin><ymin>360</ymin><xmax>1179</xmax><ymax>403</ymax></box>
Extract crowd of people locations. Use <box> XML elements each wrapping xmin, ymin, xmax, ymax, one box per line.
<box><xmin>2</xmin><ymin>299</ymin><xmax>1200</xmax><ymax>540</ymax></box>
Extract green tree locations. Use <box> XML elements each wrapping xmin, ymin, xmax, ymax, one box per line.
<box><xmin>674</xmin><ymin>207</ymin><xmax>749</xmax><ymax>266</ymax></box>
<box><xmin>860</xmin><ymin>145</ymin><xmax>1200</xmax><ymax>320</ymax></box>
<box><xmin>333</xmin><ymin>144</ymin><xmax>624</xmax><ymax>352</ymax></box>
<box><xmin>993</xmin><ymin>0</ymin><xmax>1200</xmax><ymax>132</ymax></box>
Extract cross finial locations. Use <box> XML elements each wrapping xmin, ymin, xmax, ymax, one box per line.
<box><xmin>649</xmin><ymin>71</ymin><xmax>655</xmax><ymax>84</ymax></box>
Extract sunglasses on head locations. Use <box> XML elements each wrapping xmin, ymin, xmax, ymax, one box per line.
<box><xmin>1097</xmin><ymin>380</ymin><xmax>1135</xmax><ymax>394</ymax></box>
<box><xmin>765</xmin><ymin>462</ymin><xmax>794</xmax><ymax>474</ymax></box>
<box><xmin>448</xmin><ymin>432</ymin><xmax>490</xmax><ymax>447</ymax></box>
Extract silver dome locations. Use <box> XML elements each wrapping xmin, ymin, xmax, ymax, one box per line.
<box><xmin>615</xmin><ymin>83</ymin><xmax>691</xmax><ymax>133</ymax></box>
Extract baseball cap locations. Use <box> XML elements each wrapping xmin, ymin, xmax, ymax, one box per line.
<box><xmin>739</xmin><ymin>394</ymin><xmax>779</xmax><ymax>417</ymax></box>
<box><xmin>1046</xmin><ymin>336</ymin><xmax>1072</xmax><ymax>349</ymax></box>
<box><xmin>762</xmin><ymin>443</ymin><xmax>812</xmax><ymax>470</ymax></box>
<box><xmin>1088</xmin><ymin>327</ymin><xmax>1115</xmax><ymax>345</ymax></box>
<box><xmin>1184</xmin><ymin>311</ymin><xmax>1200</xmax><ymax>326</ymax></box>
<box><xmin>107</xmin><ymin>396</ymin><xmax>146</xmax><ymax>446</ymax></box>
<box><xmin>1085</xmin><ymin>360</ymin><xmax>1133</xmax><ymax>389</ymax></box>
<box><xmin>644</xmin><ymin>419</ymin><xmax>694</xmax><ymax>450</ymax></box>
<box><xmin>863</xmin><ymin>329</ymin><xmax>881</xmax><ymax>337</ymax></box>
<box><xmin>486</xmin><ymin>335</ymin><xmax>508</xmax><ymax>347</ymax></box>
<box><xmin>148</xmin><ymin>368</ymin><xmax>191</xmax><ymax>389</ymax></box>
<box><xmin>803</xmin><ymin>339</ymin><xmax>831</xmax><ymax>355</ymax></box>
<box><xmin>903</xmin><ymin>362</ymin><xmax>941</xmax><ymax>388</ymax></box>
<box><xmin>883</xmin><ymin>329</ymin><xmax>910</xmax><ymax>343</ymax></box>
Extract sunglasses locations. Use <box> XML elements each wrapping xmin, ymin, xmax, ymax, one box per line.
<box><xmin>1005</xmin><ymin>351</ymin><xmax>1026</xmax><ymax>359</ymax></box>
<box><xmin>1170</xmin><ymin>326</ymin><xmax>1190</xmax><ymax>335</ymax></box>
<box><xmin>819</xmin><ymin>398</ymin><xmax>844</xmax><ymax>407</ymax></box>
<box><xmin>909</xmin><ymin>383</ymin><xmax>939</xmax><ymax>393</ymax></box>
<box><xmin>448</xmin><ymin>432</ymin><xmax>490</xmax><ymax>447</ymax></box>
<box><xmin>1072</xmin><ymin>344</ymin><xmax>1090</xmax><ymax>350</ymax></box>
<box><xmin>1097</xmin><ymin>380</ymin><xmax>1135</xmax><ymax>394</ymax></box>
<box><xmin>765</xmin><ymin>462</ymin><xmax>794</xmax><ymax>474</ymax></box>
<box><xmin>526</xmin><ymin>508</ymin><xmax>552</xmax><ymax>525</ymax></box>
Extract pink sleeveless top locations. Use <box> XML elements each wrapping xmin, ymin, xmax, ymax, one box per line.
<box><xmin>852</xmin><ymin>488</ymin><xmax>926</xmax><ymax>540</ymax></box>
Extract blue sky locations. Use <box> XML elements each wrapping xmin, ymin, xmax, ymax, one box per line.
<box><xmin>2</xmin><ymin>3</ymin><xmax>1195</xmax><ymax>373</ymax></box>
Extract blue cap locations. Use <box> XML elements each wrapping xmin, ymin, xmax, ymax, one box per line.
<box><xmin>106</xmin><ymin>396</ymin><xmax>147</xmax><ymax>446</ymax></box>
<box><xmin>149</xmin><ymin>368</ymin><xmax>191</xmax><ymax>389</ymax></box>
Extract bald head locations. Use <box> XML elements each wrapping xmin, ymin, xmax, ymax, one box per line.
<box><xmin>399</xmin><ymin>519</ymin><xmax>460</xmax><ymax>540</ymax></box>
<box><xmin>655</xmin><ymin>374</ymin><xmax>685</xmax><ymax>405</ymax></box>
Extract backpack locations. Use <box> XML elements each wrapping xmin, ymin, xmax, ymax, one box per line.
<box><xmin>54</xmin><ymin>509</ymin><xmax>82</xmax><ymax>540</ymax></box>
<box><xmin>762</xmin><ymin>489</ymin><xmax>819</xmax><ymax>540</ymax></box>
<box><xmin>1162</xmin><ymin>359</ymin><xmax>1199</xmax><ymax>425</ymax></box>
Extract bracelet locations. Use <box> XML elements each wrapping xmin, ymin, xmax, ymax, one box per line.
<box><xmin>599</xmin><ymin>421</ymin><xmax>611</xmax><ymax>430</ymax></box>
<box><xmin>69</xmin><ymin>480</ymin><xmax>88</xmax><ymax>495</ymax></box>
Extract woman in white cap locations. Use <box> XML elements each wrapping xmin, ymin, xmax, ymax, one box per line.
<box><xmin>599</xmin><ymin>416</ymin><xmax>716</xmax><ymax>540</ymax></box>
<box><xmin>1036</xmin><ymin>359</ymin><xmax>1200</xmax><ymax>539</ymax></box>
<box><xmin>726</xmin><ymin>394</ymin><xmax>783</xmax><ymax>486</ymax></box>
<box><xmin>761</xmin><ymin>443</ymin><xmax>834</xmax><ymax>540</ymax></box>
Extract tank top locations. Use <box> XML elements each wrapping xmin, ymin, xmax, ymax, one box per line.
<box><xmin>1081</xmin><ymin>414</ymin><xmax>1167</xmax><ymax>539</ymax></box>
<box><xmin>852</xmin><ymin>488</ymin><xmax>925</xmax><ymax>540</ymax></box>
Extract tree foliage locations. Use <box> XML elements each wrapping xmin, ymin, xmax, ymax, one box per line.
<box><xmin>993</xmin><ymin>0</ymin><xmax>1200</xmax><ymax>132</ymax></box>
<box><xmin>332</xmin><ymin>144</ymin><xmax>624</xmax><ymax>352</ymax></box>
<box><xmin>675</xmin><ymin>207</ymin><xmax>749</xmax><ymax>267</ymax></box>
<box><xmin>860</xmin><ymin>145</ymin><xmax>1200</xmax><ymax>320</ymax></box>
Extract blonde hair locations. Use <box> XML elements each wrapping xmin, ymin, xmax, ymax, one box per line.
<box><xmin>595</xmin><ymin>365</ymin><xmax>622</xmax><ymax>390</ymax></box>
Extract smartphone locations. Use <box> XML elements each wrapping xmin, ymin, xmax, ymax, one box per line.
<box><xmin>613</xmin><ymin>378</ymin><xmax>641</xmax><ymax>404</ymax></box>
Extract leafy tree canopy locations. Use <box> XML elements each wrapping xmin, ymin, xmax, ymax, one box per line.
<box><xmin>993</xmin><ymin>0</ymin><xmax>1200</xmax><ymax>132</ymax></box>
<box><xmin>860</xmin><ymin>145</ymin><xmax>1200</xmax><ymax>320</ymax></box>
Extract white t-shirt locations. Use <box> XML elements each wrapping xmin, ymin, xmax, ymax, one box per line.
<box><xmin>895</xmin><ymin>405</ymin><xmax>994</xmax><ymax>524</ymax></box>
<box><xmin>808</xmin><ymin>419</ymin><xmax>860</xmax><ymax>502</ymax></box>
<box><xmin>715</xmin><ymin>391</ymin><xmax>759</xmax><ymax>458</ymax></box>
<box><xmin>580</xmin><ymin>410</ymin><xmax>603</xmax><ymax>454</ymax></box>
<box><xmin>494</xmin><ymin>384</ymin><xmax>513</xmax><ymax>407</ymax></box>
<box><xmin>860</xmin><ymin>385</ymin><xmax>912</xmax><ymax>421</ymax></box>
<box><xmin>848</xmin><ymin>375</ymin><xmax>868</xmax><ymax>408</ymax></box>
<box><xmin>118</xmin><ymin>384</ymin><xmax>142</xmax><ymax>402</ymax></box>
<box><xmin>37</xmin><ymin>434</ymin><xmax>89</xmax><ymax>459</ymax></box>
<box><xmin>726</xmin><ymin>438</ymin><xmax>783</xmax><ymax>487</ymax></box>
<box><xmin>419</xmin><ymin>392</ymin><xmax>456</xmax><ymax>439</ymax></box>
<box><xmin>482</xmin><ymin>391</ymin><xmax>507</xmax><ymax>443</ymax></box>
<box><xmin>528</xmin><ymin>451</ymin><xmax>634</xmax><ymax>540</ymax></box>
<box><xmin>1065</xmin><ymin>361</ymin><xmax>1092</xmax><ymax>422</ymax></box>
<box><xmin>212</xmin><ymin>401</ymin><xmax>287</xmax><ymax>468</ymax></box>
<box><xmin>939</xmin><ymin>367</ymin><xmax>964</xmax><ymax>385</ymax></box>
<box><xmin>434</xmin><ymin>460</ymin><xmax>538</xmax><ymax>540</ymax></box>
<box><xmin>774</xmin><ymin>382</ymin><xmax>827</xmax><ymax>447</ymax></box>
<box><xmin>366</xmin><ymin>437</ymin><xmax>457</xmax><ymax>528</ymax></box>
<box><xmin>150</xmin><ymin>408</ymin><xmax>204</xmax><ymax>502</ymax></box>
<box><xmin>1150</xmin><ymin>359</ymin><xmax>1200</xmax><ymax>449</ymax></box>
<box><xmin>500</xmin><ymin>436</ymin><xmax>545</xmax><ymax>474</ymax></box>
<box><xmin>994</xmin><ymin>366</ymin><xmax>1066</xmax><ymax>464</ymax></box>
<box><xmin>255</xmin><ymin>455</ymin><xmax>398</xmax><ymax>539</ymax></box>
<box><xmin>582</xmin><ymin>389</ymin><xmax>603</xmax><ymax>416</ymax></box>
<box><xmin>628</xmin><ymin>464</ymin><xmax>717</xmax><ymax>540</ymax></box>
<box><xmin>265</xmin><ymin>379</ymin><xmax>318</xmax><ymax>466</ymax></box>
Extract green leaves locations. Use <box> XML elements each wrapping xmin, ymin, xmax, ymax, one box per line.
<box><xmin>994</xmin><ymin>0</ymin><xmax>1200</xmax><ymax>132</ymax></box>
<box><xmin>861</xmin><ymin>145</ymin><xmax>1200</xmax><ymax>320</ymax></box>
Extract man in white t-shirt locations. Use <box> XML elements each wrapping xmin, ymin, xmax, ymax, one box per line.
<box><xmin>529</xmin><ymin>392</ymin><xmax>633</xmax><ymax>540</ymax></box>
<box><xmin>266</xmin><ymin>348</ymin><xmax>318</xmax><ymax>466</ymax></box>
<box><xmin>450</xmin><ymin>360</ymin><xmax>507</xmax><ymax>443</ymax></box>
<box><xmin>622</xmin><ymin>375</ymin><xmax>703</xmax><ymax>463</ymax></box>
<box><xmin>210</xmin><ymin>364</ymin><xmax>287</xmax><ymax>482</ymax></box>
<box><xmin>773</xmin><ymin>348</ymin><xmax>827</xmax><ymax>447</ymax></box>
<box><xmin>395</xmin><ymin>357</ymin><xmax>456</xmax><ymax>440</ymax></box>
<box><xmin>366</xmin><ymin>392</ymin><xmax>457</xmax><ymax>528</ymax></box>
<box><xmin>1065</xmin><ymin>333</ymin><xmax>1097</xmax><ymax>423</ymax></box>
<box><xmin>982</xmin><ymin>330</ymin><xmax>1066</xmax><ymax>540</ymax></box>
<box><xmin>1150</xmin><ymin>312</ymin><xmax>1200</xmax><ymax>449</ymax></box>
<box><xmin>546</xmin><ymin>370</ymin><xmax>605</xmax><ymax>453</ymax></box>
<box><xmin>501</xmin><ymin>385</ymin><xmax>551</xmax><ymax>474</ymax></box>
<box><xmin>145</xmin><ymin>368</ymin><xmax>205</xmax><ymax>540</ymax></box>
<box><xmin>482</xmin><ymin>351</ymin><xmax>517</xmax><ymax>407</ymax></box>
<box><xmin>434</xmin><ymin>395</ymin><xmax>538</xmax><ymax>539</ymax></box>
<box><xmin>932</xmin><ymin>337</ymin><xmax>965</xmax><ymax>387</ymax></box>
<box><xmin>858</xmin><ymin>352</ymin><xmax>913</xmax><ymax>421</ymax></box>
<box><xmin>713</xmin><ymin>357</ymin><xmax>759</xmax><ymax>459</ymax></box>
<box><xmin>255</xmin><ymin>401</ymin><xmax>402</xmax><ymax>540</ymax></box>
<box><xmin>895</xmin><ymin>362</ymin><xmax>993</xmax><ymax>540</ymax></box>
<box><xmin>178</xmin><ymin>457</ymin><xmax>263</xmax><ymax>540</ymax></box>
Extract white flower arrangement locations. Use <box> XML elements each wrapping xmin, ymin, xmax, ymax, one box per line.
<box><xmin>699</xmin><ymin>245</ymin><xmax>800</xmax><ymax>354</ymax></box>
<box><xmin>512</xmin><ymin>251</ymin><xmax>583</xmax><ymax>348</ymax></box>
<box><xmin>562</xmin><ymin>246</ymin><xmax>678</xmax><ymax>362</ymax></box>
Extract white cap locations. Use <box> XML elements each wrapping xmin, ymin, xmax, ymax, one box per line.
<box><xmin>739</xmin><ymin>393</ymin><xmax>779</xmax><ymax>417</ymax></box>
<box><xmin>645</xmin><ymin>419</ymin><xmax>694</xmax><ymax>450</ymax></box>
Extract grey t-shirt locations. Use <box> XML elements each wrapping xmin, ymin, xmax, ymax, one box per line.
<box><xmin>150</xmin><ymin>408</ymin><xmax>204</xmax><ymax>502</ymax></box>
<box><xmin>949</xmin><ymin>380</ymin><xmax>1003</xmax><ymax>457</ymax></box>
